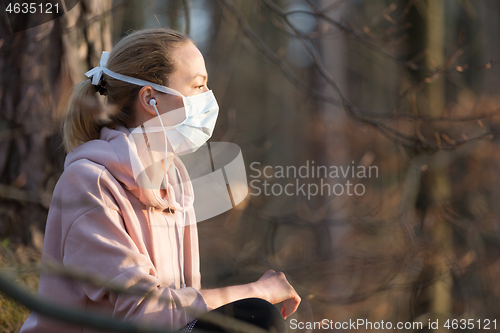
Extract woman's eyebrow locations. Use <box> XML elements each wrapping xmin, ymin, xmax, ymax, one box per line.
<box><xmin>193</xmin><ymin>74</ymin><xmax>208</xmax><ymax>81</ymax></box>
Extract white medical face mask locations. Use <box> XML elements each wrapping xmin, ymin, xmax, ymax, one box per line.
<box><xmin>130</xmin><ymin>90</ymin><xmax>219</xmax><ymax>156</ymax></box>
<box><xmin>130</xmin><ymin>92</ymin><xmax>218</xmax><ymax>191</ymax></box>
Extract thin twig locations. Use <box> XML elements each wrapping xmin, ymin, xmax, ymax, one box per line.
<box><xmin>181</xmin><ymin>0</ymin><xmax>191</xmax><ymax>36</ymax></box>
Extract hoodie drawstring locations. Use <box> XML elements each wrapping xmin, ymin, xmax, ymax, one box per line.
<box><xmin>146</xmin><ymin>206</ymin><xmax>158</xmax><ymax>272</ymax></box>
<box><xmin>171</xmin><ymin>165</ymin><xmax>186</xmax><ymax>289</ymax></box>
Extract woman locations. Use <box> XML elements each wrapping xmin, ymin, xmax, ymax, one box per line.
<box><xmin>19</xmin><ymin>28</ymin><xmax>300</xmax><ymax>333</ymax></box>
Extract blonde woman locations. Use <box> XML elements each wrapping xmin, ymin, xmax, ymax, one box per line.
<box><xmin>19</xmin><ymin>28</ymin><xmax>300</xmax><ymax>333</ymax></box>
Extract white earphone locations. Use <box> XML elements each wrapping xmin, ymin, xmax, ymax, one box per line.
<box><xmin>148</xmin><ymin>96</ymin><xmax>187</xmax><ymax>288</ymax></box>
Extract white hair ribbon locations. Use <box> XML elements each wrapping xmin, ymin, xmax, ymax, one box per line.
<box><xmin>84</xmin><ymin>51</ymin><xmax>110</xmax><ymax>85</ymax></box>
<box><xmin>84</xmin><ymin>51</ymin><xmax>183</xmax><ymax>97</ymax></box>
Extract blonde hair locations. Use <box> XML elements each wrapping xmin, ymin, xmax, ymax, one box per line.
<box><xmin>62</xmin><ymin>28</ymin><xmax>192</xmax><ymax>152</ymax></box>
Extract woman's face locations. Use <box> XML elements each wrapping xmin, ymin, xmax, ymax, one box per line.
<box><xmin>153</xmin><ymin>42</ymin><xmax>209</xmax><ymax>120</ymax></box>
<box><xmin>134</xmin><ymin>41</ymin><xmax>209</xmax><ymax>126</ymax></box>
<box><xmin>169</xmin><ymin>41</ymin><xmax>209</xmax><ymax>97</ymax></box>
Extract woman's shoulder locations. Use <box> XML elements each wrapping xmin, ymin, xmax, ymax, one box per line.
<box><xmin>53</xmin><ymin>158</ymin><xmax>122</xmax><ymax>213</ymax></box>
<box><xmin>62</xmin><ymin>157</ymin><xmax>109</xmax><ymax>186</ymax></box>
<box><xmin>61</xmin><ymin>138</ymin><xmax>125</xmax><ymax>187</ymax></box>
<box><xmin>52</xmin><ymin>139</ymin><xmax>127</xmax><ymax>215</ymax></box>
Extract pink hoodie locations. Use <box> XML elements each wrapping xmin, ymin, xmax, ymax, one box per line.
<box><xmin>20</xmin><ymin>125</ymin><xmax>208</xmax><ymax>332</ymax></box>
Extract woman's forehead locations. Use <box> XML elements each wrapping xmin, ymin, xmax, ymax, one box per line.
<box><xmin>172</xmin><ymin>43</ymin><xmax>207</xmax><ymax>80</ymax></box>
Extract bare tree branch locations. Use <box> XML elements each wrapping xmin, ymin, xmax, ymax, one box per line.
<box><xmin>181</xmin><ymin>0</ymin><xmax>191</xmax><ymax>36</ymax></box>
<box><xmin>217</xmin><ymin>0</ymin><xmax>498</xmax><ymax>152</ymax></box>
<box><xmin>0</xmin><ymin>271</ymin><xmax>172</xmax><ymax>333</ymax></box>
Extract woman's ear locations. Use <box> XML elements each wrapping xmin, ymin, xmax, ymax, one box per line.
<box><xmin>138</xmin><ymin>86</ymin><xmax>157</xmax><ymax>117</ymax></box>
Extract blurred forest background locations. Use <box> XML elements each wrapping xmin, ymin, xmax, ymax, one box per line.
<box><xmin>2</xmin><ymin>0</ymin><xmax>500</xmax><ymax>332</ymax></box>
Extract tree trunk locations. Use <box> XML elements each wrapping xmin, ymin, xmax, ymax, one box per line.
<box><xmin>425</xmin><ymin>0</ymin><xmax>453</xmax><ymax>330</ymax></box>
<box><xmin>0</xmin><ymin>0</ymin><xmax>113</xmax><ymax>249</ymax></box>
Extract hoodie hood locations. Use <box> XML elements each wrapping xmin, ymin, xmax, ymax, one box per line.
<box><xmin>64</xmin><ymin>125</ymin><xmax>194</xmax><ymax>212</ymax></box>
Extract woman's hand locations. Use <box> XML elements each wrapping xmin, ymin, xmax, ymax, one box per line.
<box><xmin>253</xmin><ymin>270</ymin><xmax>301</xmax><ymax>319</ymax></box>
<box><xmin>199</xmin><ymin>269</ymin><xmax>301</xmax><ymax>318</ymax></box>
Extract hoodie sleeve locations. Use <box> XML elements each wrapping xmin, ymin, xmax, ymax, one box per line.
<box><xmin>60</xmin><ymin>162</ymin><xmax>208</xmax><ymax>331</ymax></box>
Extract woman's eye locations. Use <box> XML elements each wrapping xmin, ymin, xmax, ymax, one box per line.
<box><xmin>196</xmin><ymin>85</ymin><xmax>205</xmax><ymax>90</ymax></box>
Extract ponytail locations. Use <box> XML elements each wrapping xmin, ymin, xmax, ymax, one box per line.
<box><xmin>62</xmin><ymin>79</ymin><xmax>116</xmax><ymax>153</ymax></box>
